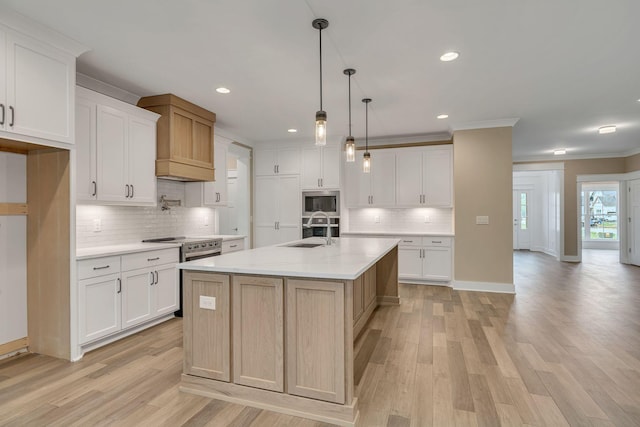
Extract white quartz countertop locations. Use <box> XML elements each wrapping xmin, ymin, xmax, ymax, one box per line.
<box><xmin>76</xmin><ymin>242</ymin><xmax>181</xmax><ymax>260</ymax></box>
<box><xmin>341</xmin><ymin>231</ymin><xmax>454</xmax><ymax>237</ymax></box>
<box><xmin>177</xmin><ymin>237</ymin><xmax>400</xmax><ymax>280</ymax></box>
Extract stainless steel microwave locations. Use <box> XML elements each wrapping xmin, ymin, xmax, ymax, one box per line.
<box><xmin>302</xmin><ymin>190</ymin><xmax>340</xmax><ymax>216</ymax></box>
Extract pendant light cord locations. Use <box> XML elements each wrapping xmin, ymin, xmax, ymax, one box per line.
<box><xmin>319</xmin><ymin>26</ymin><xmax>323</xmax><ymax>111</ymax></box>
<box><xmin>348</xmin><ymin>75</ymin><xmax>352</xmax><ymax>137</ymax></box>
<box><xmin>365</xmin><ymin>101</ymin><xmax>368</xmax><ymax>151</ymax></box>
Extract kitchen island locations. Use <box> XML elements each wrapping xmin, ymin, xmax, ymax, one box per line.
<box><xmin>176</xmin><ymin>237</ymin><xmax>399</xmax><ymax>426</ymax></box>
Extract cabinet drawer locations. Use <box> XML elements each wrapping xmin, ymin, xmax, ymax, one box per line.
<box><xmin>397</xmin><ymin>236</ymin><xmax>422</xmax><ymax>247</ymax></box>
<box><xmin>423</xmin><ymin>237</ymin><xmax>451</xmax><ymax>247</ymax></box>
<box><xmin>222</xmin><ymin>239</ymin><xmax>244</xmax><ymax>254</ymax></box>
<box><xmin>78</xmin><ymin>256</ymin><xmax>121</xmax><ymax>280</ymax></box>
<box><xmin>121</xmin><ymin>248</ymin><xmax>179</xmax><ymax>272</ymax></box>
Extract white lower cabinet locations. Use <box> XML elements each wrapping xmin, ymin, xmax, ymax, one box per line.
<box><xmin>78</xmin><ymin>248</ymin><xmax>179</xmax><ymax>345</ymax></box>
<box><xmin>398</xmin><ymin>237</ymin><xmax>452</xmax><ymax>282</ymax></box>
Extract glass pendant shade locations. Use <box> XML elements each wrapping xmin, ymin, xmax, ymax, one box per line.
<box><xmin>315</xmin><ymin>110</ymin><xmax>327</xmax><ymax>146</ymax></box>
<box><xmin>363</xmin><ymin>151</ymin><xmax>371</xmax><ymax>173</ymax></box>
<box><xmin>345</xmin><ymin>136</ymin><xmax>355</xmax><ymax>162</ymax></box>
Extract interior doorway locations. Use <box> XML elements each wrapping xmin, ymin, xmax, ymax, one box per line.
<box><xmin>513</xmin><ymin>190</ymin><xmax>531</xmax><ymax>250</ymax></box>
<box><xmin>219</xmin><ymin>143</ymin><xmax>252</xmax><ymax>247</ymax></box>
<box><xmin>579</xmin><ymin>182</ymin><xmax>619</xmax><ymax>251</ymax></box>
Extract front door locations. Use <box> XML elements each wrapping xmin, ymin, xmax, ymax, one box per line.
<box><xmin>513</xmin><ymin>190</ymin><xmax>531</xmax><ymax>250</ymax></box>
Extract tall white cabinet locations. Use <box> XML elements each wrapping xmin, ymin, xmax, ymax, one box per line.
<box><xmin>254</xmin><ymin>175</ymin><xmax>301</xmax><ymax>247</ymax></box>
<box><xmin>344</xmin><ymin>149</ymin><xmax>396</xmax><ymax>207</ymax></box>
<box><xmin>76</xmin><ymin>86</ymin><xmax>159</xmax><ymax>206</ymax></box>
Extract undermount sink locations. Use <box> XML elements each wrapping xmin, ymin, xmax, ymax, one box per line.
<box><xmin>285</xmin><ymin>243</ymin><xmax>325</xmax><ymax>248</ymax></box>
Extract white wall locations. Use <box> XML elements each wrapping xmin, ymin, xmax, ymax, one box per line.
<box><xmin>0</xmin><ymin>152</ymin><xmax>27</xmax><ymax>346</ymax></box>
<box><xmin>346</xmin><ymin>207</ymin><xmax>453</xmax><ymax>234</ymax></box>
<box><xmin>76</xmin><ymin>179</ymin><xmax>218</xmax><ymax>248</ymax></box>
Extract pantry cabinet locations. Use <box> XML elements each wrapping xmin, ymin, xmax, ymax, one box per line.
<box><xmin>254</xmin><ymin>175</ymin><xmax>300</xmax><ymax>247</ymax></box>
<box><xmin>254</xmin><ymin>147</ymin><xmax>300</xmax><ymax>176</ymax></box>
<box><xmin>301</xmin><ymin>145</ymin><xmax>340</xmax><ymax>189</ymax></box>
<box><xmin>0</xmin><ymin>25</ymin><xmax>76</xmax><ymax>145</ymax></box>
<box><xmin>76</xmin><ymin>86</ymin><xmax>159</xmax><ymax>206</ymax></box>
<box><xmin>344</xmin><ymin>149</ymin><xmax>396</xmax><ymax>207</ymax></box>
<box><xmin>396</xmin><ymin>146</ymin><xmax>452</xmax><ymax>207</ymax></box>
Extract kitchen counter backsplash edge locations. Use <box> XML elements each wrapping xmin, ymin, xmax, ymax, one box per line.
<box><xmin>341</xmin><ymin>231</ymin><xmax>454</xmax><ymax>237</ymax></box>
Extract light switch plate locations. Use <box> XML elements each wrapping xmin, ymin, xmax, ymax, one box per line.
<box><xmin>424</xmin><ymin>215</ymin><xmax>431</xmax><ymax>223</ymax></box>
<box><xmin>374</xmin><ymin>215</ymin><xmax>380</xmax><ymax>223</ymax></box>
<box><xmin>93</xmin><ymin>218</ymin><xmax>102</xmax><ymax>232</ymax></box>
<box><xmin>199</xmin><ymin>295</ymin><xmax>216</xmax><ymax>310</ymax></box>
<box><xmin>476</xmin><ymin>215</ymin><xmax>489</xmax><ymax>225</ymax></box>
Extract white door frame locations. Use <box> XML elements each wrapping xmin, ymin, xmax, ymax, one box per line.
<box><xmin>513</xmin><ymin>189</ymin><xmax>532</xmax><ymax>250</ymax></box>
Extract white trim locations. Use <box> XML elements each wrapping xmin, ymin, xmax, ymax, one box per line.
<box><xmin>513</xmin><ymin>162</ymin><xmax>564</xmax><ymax>171</ymax></box>
<box><xmin>399</xmin><ymin>278</ymin><xmax>451</xmax><ymax>286</ymax></box>
<box><xmin>450</xmin><ymin>118</ymin><xmax>519</xmax><ymax>132</ymax></box>
<box><xmin>578</xmin><ymin>173</ymin><xmax>628</xmax><ymax>182</ymax></box>
<box><xmin>76</xmin><ymin>73</ymin><xmax>141</xmax><ymax>105</ymax></box>
<box><xmin>452</xmin><ymin>280</ymin><xmax>515</xmax><ymax>294</ymax></box>
<box><xmin>625</xmin><ymin>170</ymin><xmax>640</xmax><ymax>180</ymax></box>
<box><xmin>561</xmin><ymin>255</ymin><xmax>581</xmax><ymax>262</ymax></box>
<box><xmin>623</xmin><ymin>146</ymin><xmax>640</xmax><ymax>157</ymax></box>
<box><xmin>514</xmin><ymin>151</ymin><xmax>636</xmax><ymax>163</ymax></box>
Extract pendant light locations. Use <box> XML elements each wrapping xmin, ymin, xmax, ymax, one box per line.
<box><xmin>344</xmin><ymin>68</ymin><xmax>356</xmax><ymax>162</ymax></box>
<box><xmin>312</xmin><ymin>18</ymin><xmax>329</xmax><ymax>146</ymax></box>
<box><xmin>362</xmin><ymin>98</ymin><xmax>372</xmax><ymax>173</ymax></box>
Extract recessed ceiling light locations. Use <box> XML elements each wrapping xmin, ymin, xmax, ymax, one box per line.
<box><xmin>598</xmin><ymin>125</ymin><xmax>616</xmax><ymax>134</ymax></box>
<box><xmin>216</xmin><ymin>87</ymin><xmax>230</xmax><ymax>94</ymax></box>
<box><xmin>437</xmin><ymin>114</ymin><xmax>449</xmax><ymax>119</ymax></box>
<box><xmin>553</xmin><ymin>149</ymin><xmax>566</xmax><ymax>155</ymax></box>
<box><xmin>440</xmin><ymin>51</ymin><xmax>459</xmax><ymax>62</ymax></box>
<box><xmin>287</xmin><ymin>129</ymin><xmax>298</xmax><ymax>133</ymax></box>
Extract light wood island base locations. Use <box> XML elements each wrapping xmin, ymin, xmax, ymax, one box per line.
<box><xmin>180</xmin><ymin>244</ymin><xmax>399</xmax><ymax>426</ymax></box>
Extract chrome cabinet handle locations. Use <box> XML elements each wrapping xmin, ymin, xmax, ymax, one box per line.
<box><xmin>117</xmin><ymin>278</ymin><xmax>122</xmax><ymax>294</ymax></box>
<box><xmin>125</xmin><ymin>184</ymin><xmax>130</xmax><ymax>198</ymax></box>
<box><xmin>432</xmin><ymin>240</ymin><xmax>442</xmax><ymax>244</ymax></box>
<box><xmin>9</xmin><ymin>106</ymin><xmax>14</xmax><ymax>127</ymax></box>
<box><xmin>130</xmin><ymin>185</ymin><xmax>134</xmax><ymax>198</ymax></box>
<box><xmin>150</xmin><ymin>271</ymin><xmax>154</xmax><ymax>285</ymax></box>
<box><xmin>274</xmin><ymin>165</ymin><xmax>277</xmax><ymax>174</ymax></box>
<box><xmin>230</xmin><ymin>244</ymin><xmax>237</xmax><ymax>248</ymax></box>
<box><xmin>147</xmin><ymin>257</ymin><xmax>160</xmax><ymax>261</ymax></box>
<box><xmin>92</xmin><ymin>181</ymin><xmax>97</xmax><ymax>196</ymax></box>
<box><xmin>277</xmin><ymin>165</ymin><xmax>279</xmax><ymax>173</ymax></box>
<box><xmin>93</xmin><ymin>265</ymin><xmax>110</xmax><ymax>270</ymax></box>
<box><xmin>402</xmin><ymin>240</ymin><xmax>413</xmax><ymax>243</ymax></box>
<box><xmin>154</xmin><ymin>271</ymin><xmax>158</xmax><ymax>285</ymax></box>
<box><xmin>0</xmin><ymin>104</ymin><xmax>4</xmax><ymax>125</ymax></box>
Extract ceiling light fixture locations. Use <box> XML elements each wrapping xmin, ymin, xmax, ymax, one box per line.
<box><xmin>287</xmin><ymin>129</ymin><xmax>298</xmax><ymax>133</ymax></box>
<box><xmin>362</xmin><ymin>98</ymin><xmax>372</xmax><ymax>173</ymax></box>
<box><xmin>312</xmin><ymin>18</ymin><xmax>329</xmax><ymax>146</ymax></box>
<box><xmin>344</xmin><ymin>68</ymin><xmax>356</xmax><ymax>162</ymax></box>
<box><xmin>553</xmin><ymin>149</ymin><xmax>566</xmax><ymax>155</ymax></box>
<box><xmin>440</xmin><ymin>51</ymin><xmax>459</xmax><ymax>62</ymax></box>
<box><xmin>598</xmin><ymin>125</ymin><xmax>616</xmax><ymax>134</ymax></box>
<box><xmin>216</xmin><ymin>87</ymin><xmax>230</xmax><ymax>94</ymax></box>
<box><xmin>437</xmin><ymin>114</ymin><xmax>449</xmax><ymax>119</ymax></box>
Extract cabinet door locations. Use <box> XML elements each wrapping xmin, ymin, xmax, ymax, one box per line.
<box><xmin>213</xmin><ymin>141</ymin><xmax>228</xmax><ymax>205</ymax></box>
<box><xmin>278</xmin><ymin>175</ymin><xmax>301</xmax><ymax>227</ymax></box>
<box><xmin>363</xmin><ymin>265</ymin><xmax>377</xmax><ymax>309</ymax></box>
<box><xmin>154</xmin><ymin>264</ymin><xmax>179</xmax><ymax>316</ymax></box>
<box><xmin>75</xmin><ymin>97</ymin><xmax>97</xmax><ymax>202</ymax></box>
<box><xmin>254</xmin><ymin>225</ymin><xmax>279</xmax><ymax>248</ymax></box>
<box><xmin>128</xmin><ymin>116</ymin><xmax>157</xmax><ymax>205</ymax></box>
<box><xmin>121</xmin><ymin>267</ymin><xmax>154</xmax><ymax>328</ymax></box>
<box><xmin>301</xmin><ymin>147</ymin><xmax>322</xmax><ymax>189</ymax></box>
<box><xmin>79</xmin><ymin>273</ymin><xmax>121</xmax><ymax>344</ymax></box>
<box><xmin>233</xmin><ymin>276</ymin><xmax>284</xmax><ymax>392</ymax></box>
<box><xmin>255</xmin><ymin>176</ymin><xmax>278</xmax><ymax>226</ymax></box>
<box><xmin>183</xmin><ymin>272</ymin><xmax>231</xmax><ymax>381</ymax></box>
<box><xmin>423</xmin><ymin>247</ymin><xmax>452</xmax><ymax>281</ymax></box>
<box><xmin>395</xmin><ymin>151</ymin><xmax>423</xmax><ymax>206</ymax></box>
<box><xmin>5</xmin><ymin>33</ymin><xmax>74</xmax><ymax>144</ymax></box>
<box><xmin>254</xmin><ymin>149</ymin><xmax>277</xmax><ymax>176</ymax></box>
<box><xmin>286</xmin><ymin>279</ymin><xmax>345</xmax><ymax>404</ymax></box>
<box><xmin>353</xmin><ymin>275</ymin><xmax>364</xmax><ymax>321</ymax></box>
<box><xmin>0</xmin><ymin>216</ymin><xmax>27</xmax><ymax>345</ymax></box>
<box><xmin>344</xmin><ymin>160</ymin><xmax>370</xmax><ymax>207</ymax></box>
<box><xmin>370</xmin><ymin>151</ymin><xmax>396</xmax><ymax>206</ymax></box>
<box><xmin>398</xmin><ymin>247</ymin><xmax>423</xmax><ymax>279</ymax></box>
<box><xmin>321</xmin><ymin>145</ymin><xmax>341</xmax><ymax>189</ymax></box>
<box><xmin>96</xmin><ymin>105</ymin><xmax>128</xmax><ymax>202</ymax></box>
<box><xmin>0</xmin><ymin>30</ymin><xmax>5</xmax><ymax>131</ymax></box>
<box><xmin>423</xmin><ymin>149</ymin><xmax>452</xmax><ymax>207</ymax></box>
<box><xmin>277</xmin><ymin>147</ymin><xmax>301</xmax><ymax>175</ymax></box>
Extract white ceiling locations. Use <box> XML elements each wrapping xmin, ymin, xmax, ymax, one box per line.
<box><xmin>3</xmin><ymin>0</ymin><xmax>640</xmax><ymax>160</ymax></box>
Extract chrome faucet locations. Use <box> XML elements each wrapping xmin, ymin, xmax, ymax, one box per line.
<box><xmin>304</xmin><ymin>211</ymin><xmax>333</xmax><ymax>245</ymax></box>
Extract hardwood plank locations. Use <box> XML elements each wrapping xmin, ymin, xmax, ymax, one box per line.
<box><xmin>0</xmin><ymin>203</ymin><xmax>27</xmax><ymax>215</ymax></box>
<box><xmin>468</xmin><ymin>374</ymin><xmax>500</xmax><ymax>427</ymax></box>
<box><xmin>531</xmin><ymin>394</ymin><xmax>570</xmax><ymax>427</ymax></box>
<box><xmin>354</xmin><ymin>329</ymin><xmax>382</xmax><ymax>385</ymax></box>
<box><xmin>447</xmin><ymin>340</ymin><xmax>474</xmax><ymax>412</ymax></box>
<box><xmin>387</xmin><ymin>414</ymin><xmax>410</xmax><ymax>427</ymax></box>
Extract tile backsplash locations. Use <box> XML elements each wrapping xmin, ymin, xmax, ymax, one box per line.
<box><xmin>346</xmin><ymin>207</ymin><xmax>453</xmax><ymax>233</ymax></box>
<box><xmin>76</xmin><ymin>180</ymin><xmax>217</xmax><ymax>248</ymax></box>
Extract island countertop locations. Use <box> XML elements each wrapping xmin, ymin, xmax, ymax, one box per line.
<box><xmin>176</xmin><ymin>236</ymin><xmax>400</xmax><ymax>280</ymax></box>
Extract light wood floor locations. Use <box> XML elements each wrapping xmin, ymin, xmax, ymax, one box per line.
<box><xmin>1</xmin><ymin>250</ymin><xmax>639</xmax><ymax>426</ymax></box>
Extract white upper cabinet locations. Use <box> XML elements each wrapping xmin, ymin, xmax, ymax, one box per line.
<box><xmin>396</xmin><ymin>146</ymin><xmax>452</xmax><ymax>207</ymax></box>
<box><xmin>301</xmin><ymin>145</ymin><xmax>340</xmax><ymax>190</ymax></box>
<box><xmin>76</xmin><ymin>86</ymin><xmax>160</xmax><ymax>206</ymax></box>
<box><xmin>255</xmin><ymin>146</ymin><xmax>300</xmax><ymax>176</ymax></box>
<box><xmin>345</xmin><ymin>149</ymin><xmax>396</xmax><ymax>207</ymax></box>
<box><xmin>0</xmin><ymin>25</ymin><xmax>76</xmax><ymax>145</ymax></box>
<box><xmin>185</xmin><ymin>137</ymin><xmax>230</xmax><ymax>207</ymax></box>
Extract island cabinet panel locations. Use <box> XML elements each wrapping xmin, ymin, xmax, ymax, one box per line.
<box><xmin>232</xmin><ymin>276</ymin><xmax>284</xmax><ymax>392</ymax></box>
<box><xmin>353</xmin><ymin>275</ymin><xmax>364</xmax><ymax>322</ymax></box>
<box><xmin>183</xmin><ymin>272</ymin><xmax>230</xmax><ymax>382</ymax></box>
<box><xmin>286</xmin><ymin>279</ymin><xmax>345</xmax><ymax>404</ymax></box>
<box><xmin>363</xmin><ymin>265</ymin><xmax>377</xmax><ymax>310</ymax></box>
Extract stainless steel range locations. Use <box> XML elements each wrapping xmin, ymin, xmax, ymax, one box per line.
<box><xmin>142</xmin><ymin>236</ymin><xmax>222</xmax><ymax>316</ymax></box>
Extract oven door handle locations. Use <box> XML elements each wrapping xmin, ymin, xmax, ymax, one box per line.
<box><xmin>184</xmin><ymin>250</ymin><xmax>222</xmax><ymax>261</ymax></box>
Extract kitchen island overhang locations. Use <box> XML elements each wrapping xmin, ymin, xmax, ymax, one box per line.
<box><xmin>177</xmin><ymin>237</ymin><xmax>400</xmax><ymax>426</ymax></box>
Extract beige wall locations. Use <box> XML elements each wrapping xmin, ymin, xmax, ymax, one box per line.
<box><xmin>626</xmin><ymin>152</ymin><xmax>640</xmax><ymax>172</ymax></box>
<box><xmin>453</xmin><ymin>127</ymin><xmax>513</xmax><ymax>284</ymax></box>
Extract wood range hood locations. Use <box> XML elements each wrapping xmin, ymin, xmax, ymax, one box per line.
<box><xmin>138</xmin><ymin>94</ymin><xmax>216</xmax><ymax>182</ymax></box>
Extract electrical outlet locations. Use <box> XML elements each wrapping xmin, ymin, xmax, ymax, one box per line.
<box><xmin>93</xmin><ymin>218</ymin><xmax>102</xmax><ymax>232</ymax></box>
<box><xmin>424</xmin><ymin>215</ymin><xmax>431</xmax><ymax>223</ymax></box>
<box><xmin>476</xmin><ymin>215</ymin><xmax>489</xmax><ymax>225</ymax></box>
<box><xmin>374</xmin><ymin>215</ymin><xmax>380</xmax><ymax>223</ymax></box>
<box><xmin>199</xmin><ymin>295</ymin><xmax>216</xmax><ymax>310</ymax></box>
<box><xmin>202</xmin><ymin>216</ymin><xmax>209</xmax><ymax>227</ymax></box>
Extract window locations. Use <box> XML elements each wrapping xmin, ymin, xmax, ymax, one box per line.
<box><xmin>520</xmin><ymin>192</ymin><xmax>527</xmax><ymax>230</ymax></box>
<box><xmin>581</xmin><ymin>183</ymin><xmax>618</xmax><ymax>242</ymax></box>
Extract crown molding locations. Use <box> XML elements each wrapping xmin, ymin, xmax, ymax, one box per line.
<box><xmin>76</xmin><ymin>73</ymin><xmax>141</xmax><ymax>105</ymax></box>
<box><xmin>450</xmin><ymin>118</ymin><xmax>520</xmax><ymax>132</ymax></box>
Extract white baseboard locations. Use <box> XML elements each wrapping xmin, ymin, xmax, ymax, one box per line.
<box><xmin>452</xmin><ymin>280</ymin><xmax>515</xmax><ymax>294</ymax></box>
<box><xmin>561</xmin><ymin>255</ymin><xmax>581</xmax><ymax>262</ymax></box>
